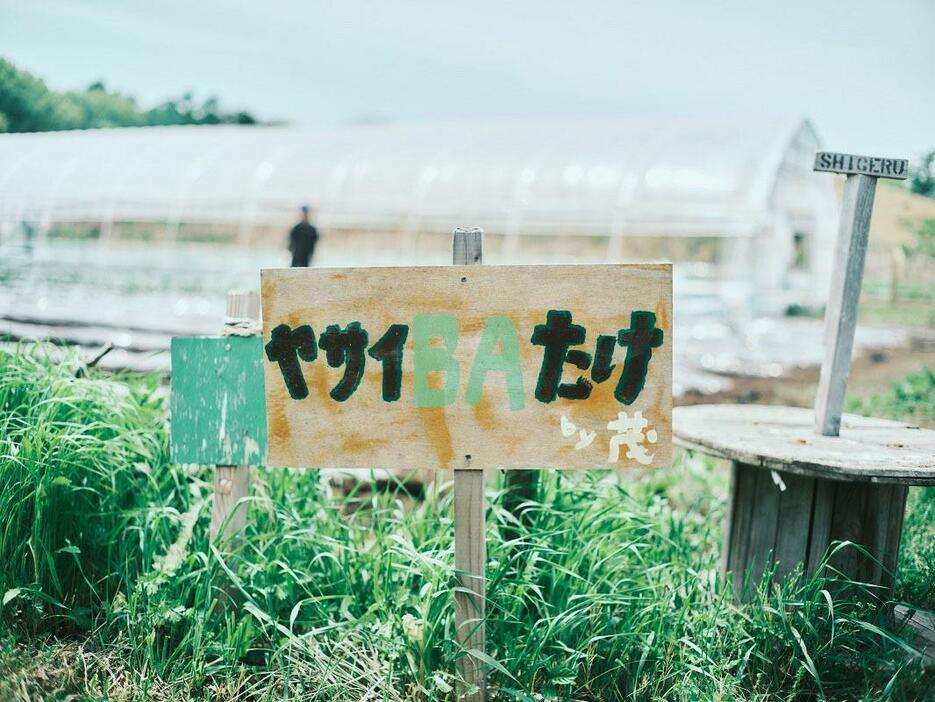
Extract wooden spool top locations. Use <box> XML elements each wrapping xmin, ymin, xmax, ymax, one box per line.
<box><xmin>673</xmin><ymin>404</ymin><xmax>935</xmax><ymax>485</ymax></box>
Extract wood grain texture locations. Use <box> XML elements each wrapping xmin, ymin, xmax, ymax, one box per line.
<box><xmin>673</xmin><ymin>404</ymin><xmax>935</xmax><ymax>484</ymax></box>
<box><xmin>262</xmin><ymin>263</ymin><xmax>672</xmax><ymax>470</ymax></box>
<box><xmin>722</xmin><ymin>464</ymin><xmax>909</xmax><ymax>599</ymax></box>
<box><xmin>772</xmin><ymin>471</ymin><xmax>815</xmax><ymax>581</ymax></box>
<box><xmin>894</xmin><ymin>606</ymin><xmax>935</xmax><ymax>666</ymax></box>
<box><xmin>454</xmin><ymin>468</ymin><xmax>486</xmax><ymax>701</ymax></box>
<box><xmin>725</xmin><ymin>461</ymin><xmax>757</xmax><ymax>591</ymax></box>
<box><xmin>719</xmin><ymin>462</ymin><xmax>741</xmax><ymax>576</ymax></box>
<box><xmin>452</xmin><ymin>228</ymin><xmax>486</xmax><ymax>702</ymax></box>
<box><xmin>211</xmin><ymin>465</ymin><xmax>251</xmax><ymax>541</ymax></box>
<box><xmin>744</xmin><ymin>466</ymin><xmax>780</xmax><ymax>590</ymax></box>
<box><xmin>814</xmin><ymin>173</ymin><xmax>876</xmax><ymax>436</ymax></box>
<box><xmin>806</xmin><ymin>478</ymin><xmax>836</xmax><ymax>575</ymax></box>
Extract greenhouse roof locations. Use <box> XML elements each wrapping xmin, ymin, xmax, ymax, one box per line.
<box><xmin>0</xmin><ymin>118</ymin><xmax>823</xmax><ymax>236</ymax></box>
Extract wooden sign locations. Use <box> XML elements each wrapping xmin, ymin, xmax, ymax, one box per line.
<box><xmin>813</xmin><ymin>152</ymin><xmax>909</xmax><ymax>179</ymax></box>
<box><xmin>812</xmin><ymin>149</ymin><xmax>909</xmax><ymax>436</ymax></box>
<box><xmin>260</xmin><ymin>264</ymin><xmax>671</xmax><ymax>470</ymax></box>
<box><xmin>170</xmin><ymin>336</ymin><xmax>267</xmax><ymax>465</ymax></box>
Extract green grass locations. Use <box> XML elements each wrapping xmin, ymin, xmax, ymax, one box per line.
<box><xmin>0</xmin><ymin>345</ymin><xmax>933</xmax><ymax>701</ymax></box>
<box><xmin>847</xmin><ymin>366</ymin><xmax>935</xmax><ymax>429</ymax></box>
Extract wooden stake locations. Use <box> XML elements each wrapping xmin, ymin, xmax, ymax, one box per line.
<box><xmin>452</xmin><ymin>227</ymin><xmax>486</xmax><ymax>702</ymax></box>
<box><xmin>210</xmin><ymin>289</ymin><xmax>259</xmax><ymax>541</ymax></box>
<box><xmin>811</xmin><ymin>152</ymin><xmax>908</xmax><ymax>437</ymax></box>
<box><xmin>211</xmin><ymin>465</ymin><xmax>251</xmax><ymax>540</ymax></box>
<box><xmin>814</xmin><ymin>174</ymin><xmax>876</xmax><ymax>436</ymax></box>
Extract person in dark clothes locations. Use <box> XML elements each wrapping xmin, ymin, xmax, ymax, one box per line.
<box><xmin>288</xmin><ymin>205</ymin><xmax>319</xmax><ymax>267</ymax></box>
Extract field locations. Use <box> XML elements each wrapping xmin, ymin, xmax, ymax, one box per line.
<box><xmin>0</xmin><ymin>345</ymin><xmax>933</xmax><ymax>701</ymax></box>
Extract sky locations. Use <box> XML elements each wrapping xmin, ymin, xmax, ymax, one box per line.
<box><xmin>1</xmin><ymin>0</ymin><xmax>933</xmax><ymax>156</ymax></box>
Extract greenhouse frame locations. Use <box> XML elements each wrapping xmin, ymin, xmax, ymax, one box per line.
<box><xmin>0</xmin><ymin>117</ymin><xmax>838</xmax><ymax>314</ymax></box>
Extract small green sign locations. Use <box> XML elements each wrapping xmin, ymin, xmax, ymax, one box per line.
<box><xmin>170</xmin><ymin>336</ymin><xmax>267</xmax><ymax>465</ymax></box>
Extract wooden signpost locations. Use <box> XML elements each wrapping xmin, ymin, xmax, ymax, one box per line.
<box><xmin>812</xmin><ymin>152</ymin><xmax>909</xmax><ymax>436</ymax></box>
<box><xmin>170</xmin><ymin>230</ymin><xmax>672</xmax><ymax>701</ymax></box>
<box><xmin>674</xmin><ymin>151</ymin><xmax>935</xmax><ymax>605</ymax></box>
<box><xmin>171</xmin><ymin>290</ymin><xmax>264</xmax><ymax>541</ymax></box>
<box><xmin>259</xmin><ymin>230</ymin><xmax>672</xmax><ymax>700</ymax></box>
<box><xmin>451</xmin><ymin>227</ymin><xmax>487</xmax><ymax>702</ymax></box>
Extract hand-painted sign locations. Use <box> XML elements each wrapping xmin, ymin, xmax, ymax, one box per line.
<box><xmin>261</xmin><ymin>264</ymin><xmax>671</xmax><ymax>470</ymax></box>
<box><xmin>170</xmin><ymin>336</ymin><xmax>267</xmax><ymax>465</ymax></box>
<box><xmin>813</xmin><ymin>152</ymin><xmax>909</xmax><ymax>179</ymax></box>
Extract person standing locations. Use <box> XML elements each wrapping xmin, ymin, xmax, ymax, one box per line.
<box><xmin>288</xmin><ymin>205</ymin><xmax>319</xmax><ymax>267</ymax></box>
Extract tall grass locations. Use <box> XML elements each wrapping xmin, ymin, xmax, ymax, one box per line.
<box><xmin>0</xmin><ymin>345</ymin><xmax>185</xmax><ymax>632</ymax></box>
<box><xmin>0</xmin><ymin>345</ymin><xmax>932</xmax><ymax>701</ymax></box>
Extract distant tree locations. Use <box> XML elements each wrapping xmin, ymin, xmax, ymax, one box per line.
<box><xmin>0</xmin><ymin>58</ymin><xmax>259</xmax><ymax>133</ymax></box>
<box><xmin>143</xmin><ymin>91</ymin><xmax>257</xmax><ymax>127</ymax></box>
<box><xmin>909</xmin><ymin>150</ymin><xmax>935</xmax><ymax>198</ymax></box>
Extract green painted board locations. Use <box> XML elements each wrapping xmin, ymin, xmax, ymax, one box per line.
<box><xmin>170</xmin><ymin>336</ymin><xmax>267</xmax><ymax>465</ymax></box>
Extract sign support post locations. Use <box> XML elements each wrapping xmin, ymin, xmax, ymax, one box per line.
<box><xmin>258</xmin><ymin>238</ymin><xmax>672</xmax><ymax>701</ymax></box>
<box><xmin>211</xmin><ymin>289</ymin><xmax>261</xmax><ymax>541</ymax></box>
<box><xmin>451</xmin><ymin>227</ymin><xmax>487</xmax><ymax>702</ymax></box>
<box><xmin>812</xmin><ymin>152</ymin><xmax>909</xmax><ymax>436</ymax></box>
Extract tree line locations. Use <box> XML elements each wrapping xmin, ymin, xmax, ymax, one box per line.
<box><xmin>0</xmin><ymin>58</ymin><xmax>258</xmax><ymax>133</ymax></box>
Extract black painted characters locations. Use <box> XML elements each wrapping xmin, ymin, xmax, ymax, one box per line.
<box><xmin>531</xmin><ymin>310</ymin><xmax>664</xmax><ymax>405</ymax></box>
<box><xmin>265</xmin><ymin>310</ymin><xmax>663</xmax><ymax>408</ymax></box>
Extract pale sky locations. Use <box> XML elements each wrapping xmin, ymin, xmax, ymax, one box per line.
<box><xmin>2</xmin><ymin>0</ymin><xmax>933</xmax><ymax>157</ymax></box>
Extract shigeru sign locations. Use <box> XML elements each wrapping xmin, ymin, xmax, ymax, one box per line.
<box><xmin>261</xmin><ymin>264</ymin><xmax>672</xmax><ymax>470</ymax></box>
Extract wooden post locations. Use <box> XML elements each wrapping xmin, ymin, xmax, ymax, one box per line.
<box><xmin>812</xmin><ymin>152</ymin><xmax>908</xmax><ymax>436</ymax></box>
<box><xmin>210</xmin><ymin>289</ymin><xmax>260</xmax><ymax>542</ymax></box>
<box><xmin>452</xmin><ymin>227</ymin><xmax>486</xmax><ymax>702</ymax></box>
<box><xmin>813</xmin><ymin>173</ymin><xmax>876</xmax><ymax>436</ymax></box>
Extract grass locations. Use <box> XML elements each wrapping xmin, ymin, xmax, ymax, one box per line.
<box><xmin>0</xmin><ymin>345</ymin><xmax>933</xmax><ymax>701</ymax></box>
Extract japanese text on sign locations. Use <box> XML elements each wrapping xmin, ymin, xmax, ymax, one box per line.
<box><xmin>261</xmin><ymin>264</ymin><xmax>672</xmax><ymax>470</ymax></box>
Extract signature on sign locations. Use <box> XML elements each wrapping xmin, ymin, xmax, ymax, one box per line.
<box><xmin>265</xmin><ymin>310</ymin><xmax>664</xmax><ymax>410</ymax></box>
<box><xmin>560</xmin><ymin>410</ymin><xmax>658</xmax><ymax>465</ymax></box>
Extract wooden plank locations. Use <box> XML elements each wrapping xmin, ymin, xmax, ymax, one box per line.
<box><xmin>724</xmin><ymin>461</ymin><xmax>757</xmax><ymax>592</ymax></box>
<box><xmin>881</xmin><ymin>485</ymin><xmax>908</xmax><ymax>588</ymax></box>
<box><xmin>454</xmin><ymin>469</ymin><xmax>486</xmax><ymax>702</ymax></box>
<box><xmin>212</xmin><ymin>465</ymin><xmax>251</xmax><ymax>541</ymax></box>
<box><xmin>772</xmin><ymin>471</ymin><xmax>815</xmax><ymax>581</ymax></box>
<box><xmin>813</xmin><ymin>152</ymin><xmax>909</xmax><ymax>179</ymax></box>
<box><xmin>894</xmin><ymin>605</ymin><xmax>935</xmax><ymax>666</ymax></box>
<box><xmin>673</xmin><ymin>405</ymin><xmax>935</xmax><ymax>485</ymax></box>
<box><xmin>806</xmin><ymin>478</ymin><xmax>836</xmax><ymax>576</ymax></box>
<box><xmin>743</xmin><ymin>466</ymin><xmax>781</xmax><ymax>592</ymax></box>
<box><xmin>817</xmin><ymin>481</ymin><xmax>906</xmax><ymax>591</ymax></box>
<box><xmin>814</xmin><ymin>173</ymin><xmax>877</xmax><ymax>436</ymax></box>
<box><xmin>261</xmin><ymin>263</ymin><xmax>672</xmax><ymax>470</ymax></box>
<box><xmin>452</xmin><ymin>227</ymin><xmax>486</xmax><ymax>702</ymax></box>
<box><xmin>170</xmin><ymin>335</ymin><xmax>267</xmax><ymax>465</ymax></box>
<box><xmin>871</xmin><ymin>484</ymin><xmax>907</xmax><ymax>590</ymax></box>
<box><xmin>827</xmin><ymin>481</ymin><xmax>869</xmax><ymax>583</ymax></box>
<box><xmin>719</xmin><ymin>461</ymin><xmax>740</xmax><ymax>576</ymax></box>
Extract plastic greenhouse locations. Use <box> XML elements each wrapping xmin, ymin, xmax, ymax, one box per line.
<box><xmin>0</xmin><ymin>118</ymin><xmax>838</xmax><ymax>314</ymax></box>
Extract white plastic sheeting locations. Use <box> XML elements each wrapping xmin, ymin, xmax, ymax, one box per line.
<box><xmin>0</xmin><ymin>118</ymin><xmax>839</xmax><ymax>313</ymax></box>
<box><xmin>0</xmin><ymin>118</ymin><xmax>831</xmax><ymax>233</ymax></box>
